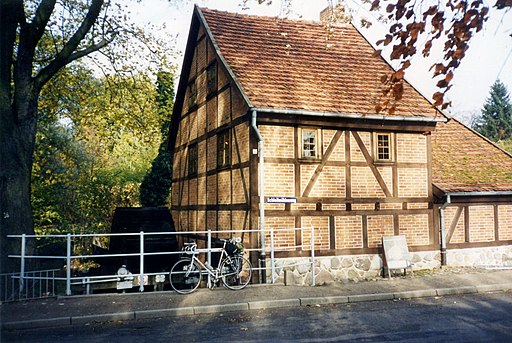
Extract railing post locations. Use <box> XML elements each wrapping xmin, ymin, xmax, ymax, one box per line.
<box><xmin>66</xmin><ymin>233</ymin><xmax>71</xmax><ymax>296</ymax></box>
<box><xmin>19</xmin><ymin>234</ymin><xmax>26</xmax><ymax>295</ymax></box>
<box><xmin>207</xmin><ymin>230</ymin><xmax>212</xmax><ymax>287</ymax></box>
<box><xmin>139</xmin><ymin>231</ymin><xmax>144</xmax><ymax>292</ymax></box>
<box><xmin>270</xmin><ymin>227</ymin><xmax>275</xmax><ymax>283</ymax></box>
<box><xmin>311</xmin><ymin>227</ymin><xmax>315</xmax><ymax>287</ymax></box>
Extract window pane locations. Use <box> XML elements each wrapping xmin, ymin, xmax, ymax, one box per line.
<box><xmin>188</xmin><ymin>144</ymin><xmax>197</xmax><ymax>175</ymax></box>
<box><xmin>207</xmin><ymin>63</ymin><xmax>217</xmax><ymax>95</ymax></box>
<box><xmin>217</xmin><ymin>131</ymin><xmax>230</xmax><ymax>167</ymax></box>
<box><xmin>377</xmin><ymin>134</ymin><xmax>390</xmax><ymax>160</ymax></box>
<box><xmin>302</xmin><ymin>130</ymin><xmax>316</xmax><ymax>158</ymax></box>
<box><xmin>189</xmin><ymin>82</ymin><xmax>197</xmax><ymax>108</ymax></box>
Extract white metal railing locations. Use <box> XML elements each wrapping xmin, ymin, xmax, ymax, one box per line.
<box><xmin>0</xmin><ymin>269</ymin><xmax>58</xmax><ymax>302</ymax></box>
<box><xmin>6</xmin><ymin>227</ymin><xmax>317</xmax><ymax>298</ymax></box>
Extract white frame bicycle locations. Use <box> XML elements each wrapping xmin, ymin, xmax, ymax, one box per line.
<box><xmin>169</xmin><ymin>238</ymin><xmax>252</xmax><ymax>294</ymax></box>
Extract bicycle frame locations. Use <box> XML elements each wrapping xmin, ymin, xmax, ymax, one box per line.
<box><xmin>170</xmin><ymin>238</ymin><xmax>252</xmax><ymax>294</ymax></box>
<box><xmin>182</xmin><ymin>242</ymin><xmax>236</xmax><ymax>286</ymax></box>
<box><xmin>188</xmin><ymin>249</ymin><xmax>229</xmax><ymax>283</ymax></box>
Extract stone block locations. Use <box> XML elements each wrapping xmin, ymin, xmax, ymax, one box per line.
<box><xmin>331</xmin><ymin>257</ymin><xmax>341</xmax><ymax>269</ymax></box>
<box><xmin>284</xmin><ymin>269</ymin><xmax>304</xmax><ymax>286</ymax></box>
<box><xmin>355</xmin><ymin>257</ymin><xmax>371</xmax><ymax>271</ymax></box>
<box><xmin>341</xmin><ymin>257</ymin><xmax>354</xmax><ymax>268</ymax></box>
<box><xmin>314</xmin><ymin>269</ymin><xmax>335</xmax><ymax>286</ymax></box>
<box><xmin>296</xmin><ymin>261</ymin><xmax>311</xmax><ymax>274</ymax></box>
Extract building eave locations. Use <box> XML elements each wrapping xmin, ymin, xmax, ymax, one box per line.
<box><xmin>252</xmin><ymin>107</ymin><xmax>447</xmax><ymax>123</ymax></box>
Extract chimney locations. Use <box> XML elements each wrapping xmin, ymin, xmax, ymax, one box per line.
<box><xmin>320</xmin><ymin>3</ymin><xmax>351</xmax><ymax>23</ymax></box>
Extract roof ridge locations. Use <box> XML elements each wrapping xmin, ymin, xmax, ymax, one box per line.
<box><xmin>198</xmin><ymin>6</ymin><xmax>352</xmax><ymax>28</ymax></box>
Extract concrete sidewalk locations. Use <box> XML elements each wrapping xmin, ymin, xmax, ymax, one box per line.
<box><xmin>2</xmin><ymin>267</ymin><xmax>512</xmax><ymax>330</ymax></box>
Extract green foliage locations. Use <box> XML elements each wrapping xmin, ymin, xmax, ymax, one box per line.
<box><xmin>32</xmin><ymin>64</ymin><xmax>174</xmax><ymax>240</ymax></box>
<box><xmin>472</xmin><ymin>80</ymin><xmax>512</xmax><ymax>142</ymax></box>
<box><xmin>139</xmin><ymin>71</ymin><xmax>175</xmax><ymax>207</ymax></box>
<box><xmin>497</xmin><ymin>139</ymin><xmax>512</xmax><ymax>155</ymax></box>
<box><xmin>139</xmin><ymin>146</ymin><xmax>173</xmax><ymax>207</ymax></box>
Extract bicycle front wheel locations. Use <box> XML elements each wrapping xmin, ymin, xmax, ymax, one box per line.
<box><xmin>169</xmin><ymin>258</ymin><xmax>202</xmax><ymax>294</ymax></box>
<box><xmin>220</xmin><ymin>255</ymin><xmax>252</xmax><ymax>290</ymax></box>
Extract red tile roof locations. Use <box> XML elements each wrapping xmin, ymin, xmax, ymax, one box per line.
<box><xmin>200</xmin><ymin>7</ymin><xmax>439</xmax><ymax>118</ymax></box>
<box><xmin>432</xmin><ymin>118</ymin><xmax>512</xmax><ymax>193</ymax></box>
<box><xmin>197</xmin><ymin>7</ymin><xmax>512</xmax><ymax>194</ymax></box>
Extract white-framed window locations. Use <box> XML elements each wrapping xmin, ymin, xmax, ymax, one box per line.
<box><xmin>375</xmin><ymin>132</ymin><xmax>393</xmax><ymax>162</ymax></box>
<box><xmin>300</xmin><ymin>128</ymin><xmax>321</xmax><ymax>159</ymax></box>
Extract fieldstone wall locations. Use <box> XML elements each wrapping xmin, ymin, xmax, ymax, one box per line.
<box><xmin>446</xmin><ymin>246</ymin><xmax>512</xmax><ymax>267</ymax></box>
<box><xmin>269</xmin><ymin>246</ymin><xmax>512</xmax><ymax>285</ymax></box>
<box><xmin>270</xmin><ymin>251</ymin><xmax>441</xmax><ymax>286</ymax></box>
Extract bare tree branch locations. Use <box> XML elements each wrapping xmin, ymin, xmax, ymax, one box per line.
<box><xmin>34</xmin><ymin>0</ymin><xmax>105</xmax><ymax>90</ymax></box>
<box><xmin>16</xmin><ymin>0</ymin><xmax>57</xmax><ymax>80</ymax></box>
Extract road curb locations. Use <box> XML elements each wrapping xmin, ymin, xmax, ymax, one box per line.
<box><xmin>393</xmin><ymin>289</ymin><xmax>437</xmax><ymax>299</ymax></box>
<box><xmin>436</xmin><ymin>286</ymin><xmax>478</xmax><ymax>296</ymax></box>
<box><xmin>475</xmin><ymin>283</ymin><xmax>512</xmax><ymax>293</ymax></box>
<box><xmin>348</xmin><ymin>293</ymin><xmax>394</xmax><ymax>303</ymax></box>
<box><xmin>71</xmin><ymin>312</ymin><xmax>135</xmax><ymax>325</ymax></box>
<box><xmin>300</xmin><ymin>296</ymin><xmax>349</xmax><ymax>306</ymax></box>
<box><xmin>135</xmin><ymin>307</ymin><xmax>194</xmax><ymax>320</ymax></box>
<box><xmin>193</xmin><ymin>303</ymin><xmax>249</xmax><ymax>314</ymax></box>
<box><xmin>3</xmin><ymin>285</ymin><xmax>511</xmax><ymax>330</ymax></box>
<box><xmin>248</xmin><ymin>298</ymin><xmax>300</xmax><ymax>310</ymax></box>
<box><xmin>2</xmin><ymin>317</ymin><xmax>71</xmax><ymax>330</ymax></box>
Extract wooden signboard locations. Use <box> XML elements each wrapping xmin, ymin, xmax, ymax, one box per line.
<box><xmin>382</xmin><ymin>235</ymin><xmax>413</xmax><ymax>278</ymax></box>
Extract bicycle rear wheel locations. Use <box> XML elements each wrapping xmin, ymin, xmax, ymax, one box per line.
<box><xmin>220</xmin><ymin>255</ymin><xmax>252</xmax><ymax>290</ymax></box>
<box><xmin>169</xmin><ymin>258</ymin><xmax>202</xmax><ymax>294</ymax></box>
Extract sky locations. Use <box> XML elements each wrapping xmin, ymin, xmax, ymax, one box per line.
<box><xmin>129</xmin><ymin>0</ymin><xmax>512</xmax><ymax>124</ymax></box>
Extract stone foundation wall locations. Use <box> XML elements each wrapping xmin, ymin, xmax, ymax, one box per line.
<box><xmin>270</xmin><ymin>246</ymin><xmax>512</xmax><ymax>285</ymax></box>
<box><xmin>446</xmin><ymin>246</ymin><xmax>512</xmax><ymax>267</ymax></box>
<box><xmin>270</xmin><ymin>251</ymin><xmax>441</xmax><ymax>286</ymax></box>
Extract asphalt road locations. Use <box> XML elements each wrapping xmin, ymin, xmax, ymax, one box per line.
<box><xmin>3</xmin><ymin>292</ymin><xmax>512</xmax><ymax>343</ymax></box>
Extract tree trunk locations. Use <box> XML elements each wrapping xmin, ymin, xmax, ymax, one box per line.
<box><xmin>1</xmin><ymin>0</ymin><xmax>107</xmax><ymax>273</ymax></box>
<box><xmin>0</xmin><ymin>93</ymin><xmax>38</xmax><ymax>274</ymax></box>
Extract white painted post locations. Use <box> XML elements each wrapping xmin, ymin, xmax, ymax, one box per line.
<box><xmin>207</xmin><ymin>230</ymin><xmax>212</xmax><ymax>287</ymax></box>
<box><xmin>139</xmin><ymin>231</ymin><xmax>144</xmax><ymax>292</ymax></box>
<box><xmin>19</xmin><ymin>234</ymin><xmax>26</xmax><ymax>295</ymax></box>
<box><xmin>66</xmin><ymin>233</ymin><xmax>71</xmax><ymax>296</ymax></box>
<box><xmin>270</xmin><ymin>227</ymin><xmax>275</xmax><ymax>283</ymax></box>
<box><xmin>311</xmin><ymin>227</ymin><xmax>315</xmax><ymax>287</ymax></box>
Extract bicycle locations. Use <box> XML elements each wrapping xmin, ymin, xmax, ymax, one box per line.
<box><xmin>169</xmin><ymin>238</ymin><xmax>252</xmax><ymax>294</ymax></box>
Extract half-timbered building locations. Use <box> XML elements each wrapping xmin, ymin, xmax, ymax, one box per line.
<box><xmin>167</xmin><ymin>6</ymin><xmax>512</xmax><ymax>282</ymax></box>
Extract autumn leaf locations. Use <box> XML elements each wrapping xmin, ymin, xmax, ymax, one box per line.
<box><xmin>445</xmin><ymin>71</ymin><xmax>454</xmax><ymax>83</ymax></box>
<box><xmin>432</xmin><ymin>91</ymin><xmax>444</xmax><ymax>106</ymax></box>
<box><xmin>380</xmin><ymin>73</ymin><xmax>388</xmax><ymax>83</ymax></box>
<box><xmin>422</xmin><ymin>40</ymin><xmax>432</xmax><ymax>57</ymax></box>
<box><xmin>392</xmin><ymin>69</ymin><xmax>404</xmax><ymax>82</ymax></box>
<box><xmin>370</xmin><ymin>0</ymin><xmax>380</xmax><ymax>11</ymax></box>
<box><xmin>393</xmin><ymin>82</ymin><xmax>404</xmax><ymax>100</ymax></box>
